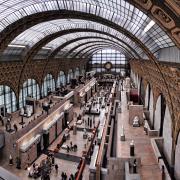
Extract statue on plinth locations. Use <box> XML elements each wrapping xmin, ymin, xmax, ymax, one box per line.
<box><xmin>120</xmin><ymin>125</ymin><xmax>125</xmax><ymax>141</ymax></box>
<box><xmin>133</xmin><ymin>116</ymin><xmax>140</xmax><ymax>127</ymax></box>
<box><xmin>83</xmin><ymin>128</ymin><xmax>88</xmax><ymax>139</ymax></box>
<box><xmin>130</xmin><ymin>140</ymin><xmax>135</xmax><ymax>156</ymax></box>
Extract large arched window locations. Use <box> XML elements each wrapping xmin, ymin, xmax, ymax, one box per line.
<box><xmin>0</xmin><ymin>85</ymin><xmax>17</xmax><ymax>113</ymax></box>
<box><xmin>57</xmin><ymin>71</ymin><xmax>66</xmax><ymax>87</ymax></box>
<box><xmin>74</xmin><ymin>67</ymin><xmax>80</xmax><ymax>78</ymax></box>
<box><xmin>19</xmin><ymin>79</ymin><xmax>40</xmax><ymax>108</ymax></box>
<box><xmin>67</xmin><ymin>69</ymin><xmax>73</xmax><ymax>84</ymax></box>
<box><xmin>89</xmin><ymin>49</ymin><xmax>127</xmax><ymax>75</ymax></box>
<box><xmin>42</xmin><ymin>74</ymin><xmax>55</xmax><ymax>97</ymax></box>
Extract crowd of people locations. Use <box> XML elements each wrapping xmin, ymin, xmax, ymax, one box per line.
<box><xmin>28</xmin><ymin>153</ymin><xmax>55</xmax><ymax>179</ymax></box>
<box><xmin>66</xmin><ymin>141</ymin><xmax>78</xmax><ymax>153</ymax></box>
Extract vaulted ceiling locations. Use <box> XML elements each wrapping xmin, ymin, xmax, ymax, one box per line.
<box><xmin>0</xmin><ymin>0</ymin><xmax>179</xmax><ymax>61</ymax></box>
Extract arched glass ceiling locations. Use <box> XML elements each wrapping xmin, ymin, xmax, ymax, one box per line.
<box><xmin>11</xmin><ymin>19</ymin><xmax>93</xmax><ymax>47</ymax></box>
<box><xmin>44</xmin><ymin>32</ymin><xmax>138</xmax><ymax>57</ymax></box>
<box><xmin>0</xmin><ymin>0</ymin><xmax>174</xmax><ymax>58</ymax></box>
<box><xmin>63</xmin><ymin>42</ymin><xmax>127</xmax><ymax>58</ymax></box>
<box><xmin>10</xmin><ymin>19</ymin><xmax>144</xmax><ymax>56</ymax></box>
<box><xmin>58</xmin><ymin>38</ymin><xmax>135</xmax><ymax>57</ymax></box>
<box><xmin>45</xmin><ymin>31</ymin><xmax>131</xmax><ymax>50</ymax></box>
<box><xmin>78</xmin><ymin>44</ymin><xmax>129</xmax><ymax>58</ymax></box>
<box><xmin>80</xmin><ymin>45</ymin><xmax>122</xmax><ymax>58</ymax></box>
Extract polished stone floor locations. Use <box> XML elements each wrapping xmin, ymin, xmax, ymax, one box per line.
<box><xmin>0</xmin><ymin>86</ymin><xmax>163</xmax><ymax>180</ymax></box>
<box><xmin>117</xmin><ymin>90</ymin><xmax>162</xmax><ymax>180</ymax></box>
<box><xmin>4</xmin><ymin>155</ymin><xmax>89</xmax><ymax>180</ymax></box>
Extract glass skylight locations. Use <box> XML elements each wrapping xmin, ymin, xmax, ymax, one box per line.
<box><xmin>0</xmin><ymin>0</ymin><xmax>175</xmax><ymax>58</ymax></box>
<box><xmin>144</xmin><ymin>20</ymin><xmax>155</xmax><ymax>33</ymax></box>
<box><xmin>51</xmin><ymin>34</ymin><xmax>136</xmax><ymax>58</ymax></box>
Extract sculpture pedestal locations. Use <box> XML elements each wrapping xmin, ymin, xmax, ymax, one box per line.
<box><xmin>130</xmin><ymin>144</ymin><xmax>135</xmax><ymax>156</ymax></box>
<box><xmin>120</xmin><ymin>134</ymin><xmax>125</xmax><ymax>141</ymax></box>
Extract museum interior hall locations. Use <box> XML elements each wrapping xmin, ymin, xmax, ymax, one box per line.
<box><xmin>0</xmin><ymin>0</ymin><xmax>179</xmax><ymax>180</ymax></box>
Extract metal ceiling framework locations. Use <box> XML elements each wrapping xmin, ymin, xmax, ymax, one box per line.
<box><xmin>83</xmin><ymin>46</ymin><xmax>124</xmax><ymax>58</ymax></box>
<box><xmin>1</xmin><ymin>3</ymin><xmax>177</xmax><ymax>58</ymax></box>
<box><xmin>71</xmin><ymin>42</ymin><xmax>128</xmax><ymax>58</ymax></box>
<box><xmin>48</xmin><ymin>33</ymin><xmax>140</xmax><ymax>58</ymax></box>
<box><xmin>23</xmin><ymin>28</ymin><xmax>144</xmax><ymax>64</ymax></box>
<box><xmin>7</xmin><ymin>18</ymin><xmax>146</xmax><ymax>58</ymax></box>
<box><xmin>60</xmin><ymin>39</ymin><xmax>136</xmax><ymax>58</ymax></box>
<box><xmin>81</xmin><ymin>45</ymin><xmax>121</xmax><ymax>58</ymax></box>
<box><xmin>0</xmin><ymin>0</ymin><xmax>178</xmax><ymax>52</ymax></box>
<box><xmin>65</xmin><ymin>41</ymin><xmax>133</xmax><ymax>58</ymax></box>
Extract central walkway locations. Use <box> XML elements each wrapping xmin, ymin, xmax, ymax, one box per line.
<box><xmin>116</xmin><ymin>90</ymin><xmax>161</xmax><ymax>180</ymax></box>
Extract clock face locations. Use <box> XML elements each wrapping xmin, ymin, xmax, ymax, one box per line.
<box><xmin>104</xmin><ymin>62</ymin><xmax>112</xmax><ymax>70</ymax></box>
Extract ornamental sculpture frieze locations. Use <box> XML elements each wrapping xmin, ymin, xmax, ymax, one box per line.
<box><xmin>134</xmin><ymin>0</ymin><xmax>152</xmax><ymax>10</ymax></box>
<box><xmin>165</xmin><ymin>0</ymin><xmax>180</xmax><ymax>16</ymax></box>
<box><xmin>151</xmin><ymin>6</ymin><xmax>175</xmax><ymax>29</ymax></box>
<box><xmin>171</xmin><ymin>28</ymin><xmax>180</xmax><ymax>47</ymax></box>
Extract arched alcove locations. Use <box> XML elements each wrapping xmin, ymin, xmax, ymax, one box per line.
<box><xmin>74</xmin><ymin>67</ymin><xmax>80</xmax><ymax>78</ymax></box>
<box><xmin>154</xmin><ymin>94</ymin><xmax>166</xmax><ymax>136</ymax></box>
<box><xmin>131</xmin><ymin>71</ymin><xmax>137</xmax><ymax>88</ymax></box>
<box><xmin>163</xmin><ymin>105</ymin><xmax>173</xmax><ymax>166</ymax></box>
<box><xmin>135</xmin><ymin>74</ymin><xmax>139</xmax><ymax>88</ymax></box>
<box><xmin>149</xmin><ymin>89</ymin><xmax>154</xmax><ymax>127</ymax></box>
<box><xmin>81</xmin><ymin>67</ymin><xmax>85</xmax><ymax>75</ymax></box>
<box><xmin>42</xmin><ymin>74</ymin><xmax>55</xmax><ymax>97</ymax></box>
<box><xmin>0</xmin><ymin>85</ymin><xmax>17</xmax><ymax>113</ymax></box>
<box><xmin>57</xmin><ymin>71</ymin><xmax>66</xmax><ymax>87</ymax></box>
<box><xmin>139</xmin><ymin>77</ymin><xmax>145</xmax><ymax>105</ymax></box>
<box><xmin>19</xmin><ymin>79</ymin><xmax>40</xmax><ymax>108</ymax></box>
<box><xmin>154</xmin><ymin>95</ymin><xmax>161</xmax><ymax>132</ymax></box>
<box><xmin>137</xmin><ymin>75</ymin><xmax>141</xmax><ymax>97</ymax></box>
<box><xmin>145</xmin><ymin>83</ymin><xmax>150</xmax><ymax>109</ymax></box>
<box><xmin>67</xmin><ymin>69</ymin><xmax>73</xmax><ymax>84</ymax></box>
<box><xmin>175</xmin><ymin>132</ymin><xmax>180</xmax><ymax>179</ymax></box>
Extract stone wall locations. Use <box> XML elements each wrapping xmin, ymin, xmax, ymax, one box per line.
<box><xmin>0</xmin><ymin>58</ymin><xmax>88</xmax><ymax>102</ymax></box>
<box><xmin>130</xmin><ymin>59</ymin><xmax>180</xmax><ymax>177</ymax></box>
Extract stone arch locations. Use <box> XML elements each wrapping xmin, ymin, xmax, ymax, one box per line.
<box><xmin>163</xmin><ymin>104</ymin><xmax>173</xmax><ymax>167</ymax></box>
<box><xmin>42</xmin><ymin>73</ymin><xmax>56</xmax><ymax>97</ymax></box>
<box><xmin>174</xmin><ymin>131</ymin><xmax>180</xmax><ymax>179</ymax></box>
<box><xmin>149</xmin><ymin>87</ymin><xmax>154</xmax><ymax>127</ymax></box>
<box><xmin>139</xmin><ymin>77</ymin><xmax>145</xmax><ymax>105</ymax></box>
<box><xmin>19</xmin><ymin>79</ymin><xmax>40</xmax><ymax>108</ymax></box>
<box><xmin>19</xmin><ymin>75</ymin><xmax>41</xmax><ymax>91</ymax></box>
<box><xmin>0</xmin><ymin>83</ymin><xmax>17</xmax><ymax>113</ymax></box>
<box><xmin>0</xmin><ymin>81</ymin><xmax>17</xmax><ymax>100</ymax></box>
<box><xmin>57</xmin><ymin>71</ymin><xmax>66</xmax><ymax>87</ymax></box>
<box><xmin>154</xmin><ymin>93</ymin><xmax>166</xmax><ymax>135</ymax></box>
<box><xmin>144</xmin><ymin>83</ymin><xmax>151</xmax><ymax>109</ymax></box>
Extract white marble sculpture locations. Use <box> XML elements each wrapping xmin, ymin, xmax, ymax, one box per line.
<box><xmin>125</xmin><ymin>77</ymin><xmax>131</xmax><ymax>89</ymax></box>
<box><xmin>133</xmin><ymin>116</ymin><xmax>140</xmax><ymax>127</ymax></box>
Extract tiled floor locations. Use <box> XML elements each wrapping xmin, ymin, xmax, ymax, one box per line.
<box><xmin>117</xmin><ymin>90</ymin><xmax>161</xmax><ymax>180</ymax></box>
<box><xmin>58</xmin><ymin>130</ymin><xmax>92</xmax><ymax>157</ymax></box>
